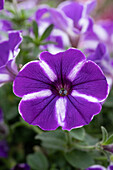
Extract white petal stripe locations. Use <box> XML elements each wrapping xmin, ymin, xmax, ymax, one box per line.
<box><xmin>39</xmin><ymin>60</ymin><xmax>57</xmax><ymax>82</ymax></box>
<box><xmin>22</xmin><ymin>89</ymin><xmax>52</xmax><ymax>101</ymax></box>
<box><xmin>55</xmin><ymin>97</ymin><xmax>67</xmax><ymax>127</ymax></box>
<box><xmin>71</xmin><ymin>90</ymin><xmax>99</xmax><ymax>103</ymax></box>
<box><xmin>68</xmin><ymin>60</ymin><xmax>85</xmax><ymax>81</ymax></box>
<box><xmin>0</xmin><ymin>74</ymin><xmax>11</xmax><ymax>82</ymax></box>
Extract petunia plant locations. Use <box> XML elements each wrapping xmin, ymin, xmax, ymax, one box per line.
<box><xmin>13</xmin><ymin>48</ymin><xmax>108</xmax><ymax>130</ymax></box>
<box><xmin>0</xmin><ymin>0</ymin><xmax>113</xmax><ymax>170</ymax></box>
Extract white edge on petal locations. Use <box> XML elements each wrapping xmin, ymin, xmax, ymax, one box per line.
<box><xmin>88</xmin><ymin>60</ymin><xmax>109</xmax><ymax>102</ymax></box>
<box><xmin>71</xmin><ymin>90</ymin><xmax>99</xmax><ymax>103</ymax></box>
<box><xmin>68</xmin><ymin>60</ymin><xmax>85</xmax><ymax>81</ymax></box>
<box><xmin>21</xmin><ymin>89</ymin><xmax>52</xmax><ymax>101</ymax></box>
<box><xmin>39</xmin><ymin>60</ymin><xmax>57</xmax><ymax>82</ymax></box>
<box><xmin>106</xmin><ymin>76</ymin><xmax>113</xmax><ymax>94</ymax></box>
<box><xmin>55</xmin><ymin>97</ymin><xmax>67</xmax><ymax>127</ymax></box>
<box><xmin>18</xmin><ymin>60</ymin><xmax>39</xmax><ymax>72</ymax></box>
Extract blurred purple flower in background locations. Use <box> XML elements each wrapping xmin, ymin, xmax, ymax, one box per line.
<box><xmin>35</xmin><ymin>0</ymin><xmax>96</xmax><ymax>49</ymax></box>
<box><xmin>0</xmin><ymin>0</ymin><xmax>4</xmax><ymax>10</ymax></box>
<box><xmin>86</xmin><ymin>164</ymin><xmax>113</xmax><ymax>170</ymax></box>
<box><xmin>0</xmin><ymin>140</ymin><xmax>9</xmax><ymax>158</ymax></box>
<box><xmin>12</xmin><ymin>163</ymin><xmax>30</xmax><ymax>170</ymax></box>
<box><xmin>87</xmin><ymin>43</ymin><xmax>113</xmax><ymax>92</ymax></box>
<box><xmin>17</xmin><ymin>0</ymin><xmax>38</xmax><ymax>10</ymax></box>
<box><xmin>0</xmin><ymin>31</ymin><xmax>22</xmax><ymax>87</ymax></box>
<box><xmin>79</xmin><ymin>20</ymin><xmax>113</xmax><ymax>54</ymax></box>
<box><xmin>13</xmin><ymin>48</ymin><xmax>108</xmax><ymax>131</ymax></box>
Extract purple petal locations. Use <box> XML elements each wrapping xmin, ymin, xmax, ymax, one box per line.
<box><xmin>108</xmin><ymin>165</ymin><xmax>113</xmax><ymax>170</ymax></box>
<box><xmin>40</xmin><ymin>48</ymin><xmax>85</xmax><ymax>79</ymax></box>
<box><xmin>0</xmin><ymin>64</ymin><xmax>17</xmax><ymax>86</ymax></box>
<box><xmin>13</xmin><ymin>61</ymin><xmax>56</xmax><ymax>97</ymax></box>
<box><xmin>87</xmin><ymin>43</ymin><xmax>112</xmax><ymax>76</ymax></box>
<box><xmin>12</xmin><ymin>163</ymin><xmax>30</xmax><ymax>170</ymax></box>
<box><xmin>19</xmin><ymin>93</ymin><xmax>59</xmax><ymax>130</ymax></box>
<box><xmin>0</xmin><ymin>140</ymin><xmax>9</xmax><ymax>158</ymax></box>
<box><xmin>62</xmin><ymin>95</ymin><xmax>101</xmax><ymax>130</ymax></box>
<box><xmin>0</xmin><ymin>41</ymin><xmax>9</xmax><ymax>67</ymax></box>
<box><xmin>86</xmin><ymin>165</ymin><xmax>106</xmax><ymax>170</ymax></box>
<box><xmin>59</xmin><ymin>1</ymin><xmax>83</xmax><ymax>28</ymax></box>
<box><xmin>71</xmin><ymin>61</ymin><xmax>108</xmax><ymax>101</ymax></box>
<box><xmin>0</xmin><ymin>20</ymin><xmax>12</xmax><ymax>32</ymax></box>
<box><xmin>8</xmin><ymin>31</ymin><xmax>23</xmax><ymax>52</ymax></box>
<box><xmin>35</xmin><ymin>5</ymin><xmax>50</xmax><ymax>22</ymax></box>
<box><xmin>35</xmin><ymin>6</ymin><xmax>75</xmax><ymax>35</ymax></box>
<box><xmin>0</xmin><ymin>31</ymin><xmax>22</xmax><ymax>67</ymax></box>
<box><xmin>0</xmin><ymin>0</ymin><xmax>4</xmax><ymax>10</ymax></box>
<box><xmin>85</xmin><ymin>0</ymin><xmax>97</xmax><ymax>15</ymax></box>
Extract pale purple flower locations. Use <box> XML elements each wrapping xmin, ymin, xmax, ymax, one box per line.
<box><xmin>35</xmin><ymin>1</ymin><xmax>96</xmax><ymax>48</ymax></box>
<box><xmin>79</xmin><ymin>20</ymin><xmax>113</xmax><ymax>54</ymax></box>
<box><xmin>12</xmin><ymin>163</ymin><xmax>30</xmax><ymax>170</ymax></box>
<box><xmin>13</xmin><ymin>48</ymin><xmax>108</xmax><ymax>131</ymax></box>
<box><xmin>0</xmin><ymin>31</ymin><xmax>22</xmax><ymax>86</ymax></box>
<box><xmin>0</xmin><ymin>0</ymin><xmax>4</xmax><ymax>10</ymax></box>
<box><xmin>86</xmin><ymin>164</ymin><xmax>113</xmax><ymax>170</ymax></box>
<box><xmin>87</xmin><ymin>43</ymin><xmax>113</xmax><ymax>92</ymax></box>
<box><xmin>35</xmin><ymin>5</ymin><xmax>77</xmax><ymax>37</ymax></box>
<box><xmin>17</xmin><ymin>0</ymin><xmax>38</xmax><ymax>10</ymax></box>
<box><xmin>58</xmin><ymin>0</ymin><xmax>96</xmax><ymax>32</ymax></box>
<box><xmin>38</xmin><ymin>22</ymin><xmax>70</xmax><ymax>53</ymax></box>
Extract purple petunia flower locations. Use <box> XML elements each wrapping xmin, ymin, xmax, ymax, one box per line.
<box><xmin>87</xmin><ymin>43</ymin><xmax>113</xmax><ymax>92</ymax></box>
<box><xmin>0</xmin><ymin>0</ymin><xmax>4</xmax><ymax>10</ymax></box>
<box><xmin>58</xmin><ymin>0</ymin><xmax>96</xmax><ymax>32</ymax></box>
<box><xmin>79</xmin><ymin>20</ymin><xmax>113</xmax><ymax>54</ymax></box>
<box><xmin>13</xmin><ymin>48</ymin><xmax>108</xmax><ymax>131</ymax></box>
<box><xmin>0</xmin><ymin>31</ymin><xmax>22</xmax><ymax>87</ymax></box>
<box><xmin>35</xmin><ymin>1</ymin><xmax>96</xmax><ymax>48</ymax></box>
<box><xmin>86</xmin><ymin>164</ymin><xmax>113</xmax><ymax>170</ymax></box>
<box><xmin>12</xmin><ymin>163</ymin><xmax>30</xmax><ymax>170</ymax></box>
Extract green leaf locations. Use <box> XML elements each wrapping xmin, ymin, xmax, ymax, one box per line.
<box><xmin>70</xmin><ymin>127</ymin><xmax>85</xmax><ymax>141</ymax></box>
<box><xmin>104</xmin><ymin>134</ymin><xmax>113</xmax><ymax>145</ymax></box>
<box><xmin>24</xmin><ymin>36</ymin><xmax>33</xmax><ymax>42</ymax></box>
<box><xmin>27</xmin><ymin>151</ymin><xmax>48</xmax><ymax>170</ymax></box>
<box><xmin>64</xmin><ymin>150</ymin><xmax>94</xmax><ymax>169</ymax></box>
<box><xmin>33</xmin><ymin>21</ymin><xmax>39</xmax><ymax>39</ymax></box>
<box><xmin>35</xmin><ymin>129</ymin><xmax>66</xmax><ymax>151</ymax></box>
<box><xmin>101</xmin><ymin>126</ymin><xmax>108</xmax><ymax>144</ymax></box>
<box><xmin>40</xmin><ymin>24</ymin><xmax>54</xmax><ymax>41</ymax></box>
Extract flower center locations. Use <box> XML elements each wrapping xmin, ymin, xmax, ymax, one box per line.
<box><xmin>50</xmin><ymin>78</ymin><xmax>72</xmax><ymax>97</ymax></box>
<box><xmin>59</xmin><ymin>88</ymin><xmax>68</xmax><ymax>96</ymax></box>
